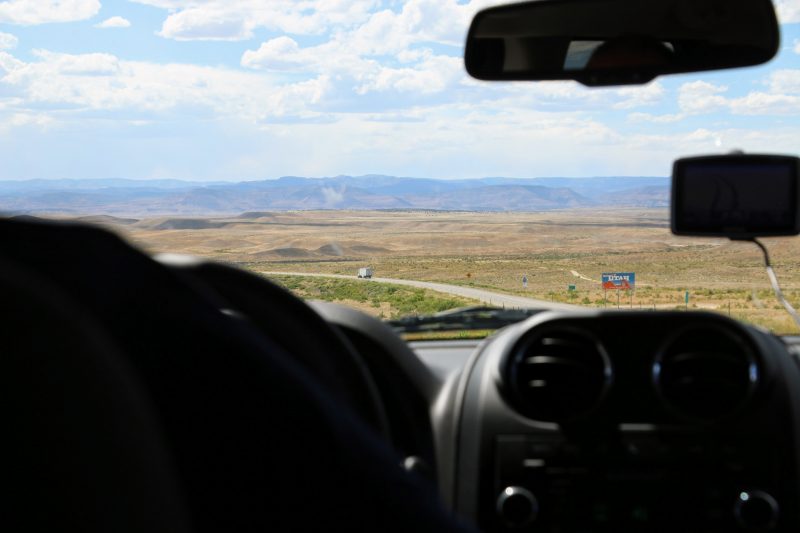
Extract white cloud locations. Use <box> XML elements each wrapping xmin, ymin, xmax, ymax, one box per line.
<box><xmin>8</xmin><ymin>111</ymin><xmax>53</xmax><ymax>128</ymax></box>
<box><xmin>673</xmin><ymin>73</ymin><xmax>800</xmax><ymax>116</ymax></box>
<box><xmin>463</xmin><ymin>78</ymin><xmax>672</xmax><ymax>117</ymax></box>
<box><xmin>95</xmin><ymin>16</ymin><xmax>131</xmax><ymax>29</ymax></box>
<box><xmin>628</xmin><ymin>112</ymin><xmax>684</xmax><ymax>123</ymax></box>
<box><xmin>775</xmin><ymin>0</ymin><xmax>800</xmax><ymax>24</ymax></box>
<box><xmin>355</xmin><ymin>55</ymin><xmax>463</xmax><ymax>94</ymax></box>
<box><xmin>684</xmin><ymin>128</ymin><xmax>720</xmax><ymax>142</ymax></box>
<box><xmin>0</xmin><ymin>0</ymin><xmax>100</xmax><ymax>25</ymax></box>
<box><xmin>141</xmin><ymin>0</ymin><xmax>495</xmax><ymax>100</ymax></box>
<box><xmin>30</xmin><ymin>49</ymin><xmax>121</xmax><ymax>75</ymax></box>
<box><xmin>158</xmin><ymin>7</ymin><xmax>253</xmax><ymax>41</ymax></box>
<box><xmin>128</xmin><ymin>1</ymin><xmax>496</xmax><ymax>100</ymax></box>
<box><xmin>131</xmin><ymin>0</ymin><xmax>381</xmax><ymax>41</ymax></box>
<box><xmin>241</xmin><ymin>31</ymin><xmax>466</xmax><ymax>97</ymax></box>
<box><xmin>241</xmin><ymin>37</ymin><xmax>319</xmax><ymax>72</ymax></box>
<box><xmin>0</xmin><ymin>111</ymin><xmax>55</xmax><ymax>138</ymax></box>
<box><xmin>626</xmin><ymin>126</ymin><xmax>800</xmax><ymax>158</ymax></box>
<box><xmin>728</xmin><ymin>92</ymin><xmax>800</xmax><ymax>115</ymax></box>
<box><xmin>0</xmin><ymin>32</ymin><xmax>18</xmax><ymax>50</ymax></box>
<box><xmin>0</xmin><ymin>50</ymin><xmax>24</xmax><ymax>73</ymax></box>
<box><xmin>0</xmin><ymin>49</ymin><xmax>330</xmax><ymax>120</ymax></box>
<box><xmin>678</xmin><ymin>81</ymin><xmax>729</xmax><ymax>114</ymax></box>
<box><xmin>769</xmin><ymin>69</ymin><xmax>800</xmax><ymax>93</ymax></box>
<box><xmin>613</xmin><ymin>82</ymin><xmax>666</xmax><ymax>109</ymax></box>
<box><xmin>344</xmin><ymin>0</ymin><xmax>483</xmax><ymax>54</ymax></box>
<box><xmin>130</xmin><ymin>0</ymin><xmax>500</xmax><ymax>44</ymax></box>
<box><xmin>263</xmin><ymin>75</ymin><xmax>330</xmax><ymax>117</ymax></box>
<box><xmin>246</xmin><ymin>103</ymin><xmax>634</xmax><ymax>178</ymax></box>
<box><xmin>241</xmin><ymin>11</ymin><xmax>667</xmax><ymax>102</ymax></box>
<box><xmin>726</xmin><ymin>70</ymin><xmax>800</xmax><ymax>114</ymax></box>
<box><xmin>687</xmin><ymin>128</ymin><xmax>725</xmax><ymax>148</ymax></box>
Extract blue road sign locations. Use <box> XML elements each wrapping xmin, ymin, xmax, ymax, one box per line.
<box><xmin>602</xmin><ymin>272</ymin><xmax>635</xmax><ymax>290</ymax></box>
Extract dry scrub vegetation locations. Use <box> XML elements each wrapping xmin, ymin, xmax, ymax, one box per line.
<box><xmin>85</xmin><ymin>208</ymin><xmax>800</xmax><ymax>334</ymax></box>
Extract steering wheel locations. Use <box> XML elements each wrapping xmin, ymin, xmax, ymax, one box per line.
<box><xmin>156</xmin><ymin>254</ymin><xmax>392</xmax><ymax>442</ymax></box>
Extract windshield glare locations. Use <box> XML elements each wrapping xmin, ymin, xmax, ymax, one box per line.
<box><xmin>1</xmin><ymin>1</ymin><xmax>799</xmax><ymax>335</ymax></box>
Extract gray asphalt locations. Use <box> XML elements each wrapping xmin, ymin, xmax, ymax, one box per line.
<box><xmin>260</xmin><ymin>271</ymin><xmax>579</xmax><ymax>311</ymax></box>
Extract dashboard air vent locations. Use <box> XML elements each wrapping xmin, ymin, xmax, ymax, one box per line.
<box><xmin>654</xmin><ymin>326</ymin><xmax>758</xmax><ymax>421</ymax></box>
<box><xmin>503</xmin><ymin>327</ymin><xmax>611</xmax><ymax>423</ymax></box>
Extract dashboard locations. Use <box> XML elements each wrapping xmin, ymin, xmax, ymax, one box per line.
<box><xmin>316</xmin><ymin>303</ymin><xmax>800</xmax><ymax>533</ymax></box>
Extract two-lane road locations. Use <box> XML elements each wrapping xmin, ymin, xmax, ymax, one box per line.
<box><xmin>260</xmin><ymin>271</ymin><xmax>579</xmax><ymax>311</ymax></box>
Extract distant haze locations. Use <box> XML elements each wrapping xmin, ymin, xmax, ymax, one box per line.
<box><xmin>0</xmin><ymin>176</ymin><xmax>669</xmax><ymax>217</ymax></box>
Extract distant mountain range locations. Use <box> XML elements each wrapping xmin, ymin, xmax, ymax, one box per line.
<box><xmin>0</xmin><ymin>175</ymin><xmax>669</xmax><ymax>216</ymax></box>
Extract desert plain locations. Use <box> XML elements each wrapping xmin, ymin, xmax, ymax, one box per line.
<box><xmin>72</xmin><ymin>207</ymin><xmax>800</xmax><ymax>334</ymax></box>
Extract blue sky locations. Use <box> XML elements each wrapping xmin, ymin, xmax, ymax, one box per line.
<box><xmin>0</xmin><ymin>0</ymin><xmax>798</xmax><ymax>181</ymax></box>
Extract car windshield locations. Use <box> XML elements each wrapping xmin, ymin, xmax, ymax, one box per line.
<box><xmin>1</xmin><ymin>0</ymin><xmax>799</xmax><ymax>337</ymax></box>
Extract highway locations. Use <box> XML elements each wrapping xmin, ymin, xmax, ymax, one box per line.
<box><xmin>260</xmin><ymin>271</ymin><xmax>579</xmax><ymax>311</ymax></box>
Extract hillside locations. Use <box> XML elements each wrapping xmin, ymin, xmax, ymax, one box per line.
<box><xmin>0</xmin><ymin>175</ymin><xmax>669</xmax><ymax>216</ymax></box>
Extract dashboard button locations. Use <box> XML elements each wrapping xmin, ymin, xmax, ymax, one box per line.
<box><xmin>734</xmin><ymin>491</ymin><xmax>779</xmax><ymax>530</ymax></box>
<box><xmin>496</xmin><ymin>486</ymin><xmax>539</xmax><ymax>528</ymax></box>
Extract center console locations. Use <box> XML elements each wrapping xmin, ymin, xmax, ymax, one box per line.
<box><xmin>451</xmin><ymin>311</ymin><xmax>800</xmax><ymax>532</ymax></box>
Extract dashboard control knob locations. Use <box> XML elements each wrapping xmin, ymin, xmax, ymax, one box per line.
<box><xmin>734</xmin><ymin>491</ymin><xmax>779</xmax><ymax>530</ymax></box>
<box><xmin>496</xmin><ymin>486</ymin><xmax>538</xmax><ymax>528</ymax></box>
<box><xmin>402</xmin><ymin>455</ymin><xmax>432</xmax><ymax>481</ymax></box>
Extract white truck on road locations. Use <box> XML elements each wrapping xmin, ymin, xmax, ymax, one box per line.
<box><xmin>357</xmin><ymin>267</ymin><xmax>373</xmax><ymax>279</ymax></box>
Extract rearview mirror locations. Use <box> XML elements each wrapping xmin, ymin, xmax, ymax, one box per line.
<box><xmin>671</xmin><ymin>154</ymin><xmax>800</xmax><ymax>238</ymax></box>
<box><xmin>465</xmin><ymin>0</ymin><xmax>780</xmax><ymax>86</ymax></box>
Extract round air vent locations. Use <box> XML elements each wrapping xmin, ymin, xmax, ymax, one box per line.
<box><xmin>502</xmin><ymin>327</ymin><xmax>612</xmax><ymax>423</ymax></box>
<box><xmin>654</xmin><ymin>325</ymin><xmax>759</xmax><ymax>421</ymax></box>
